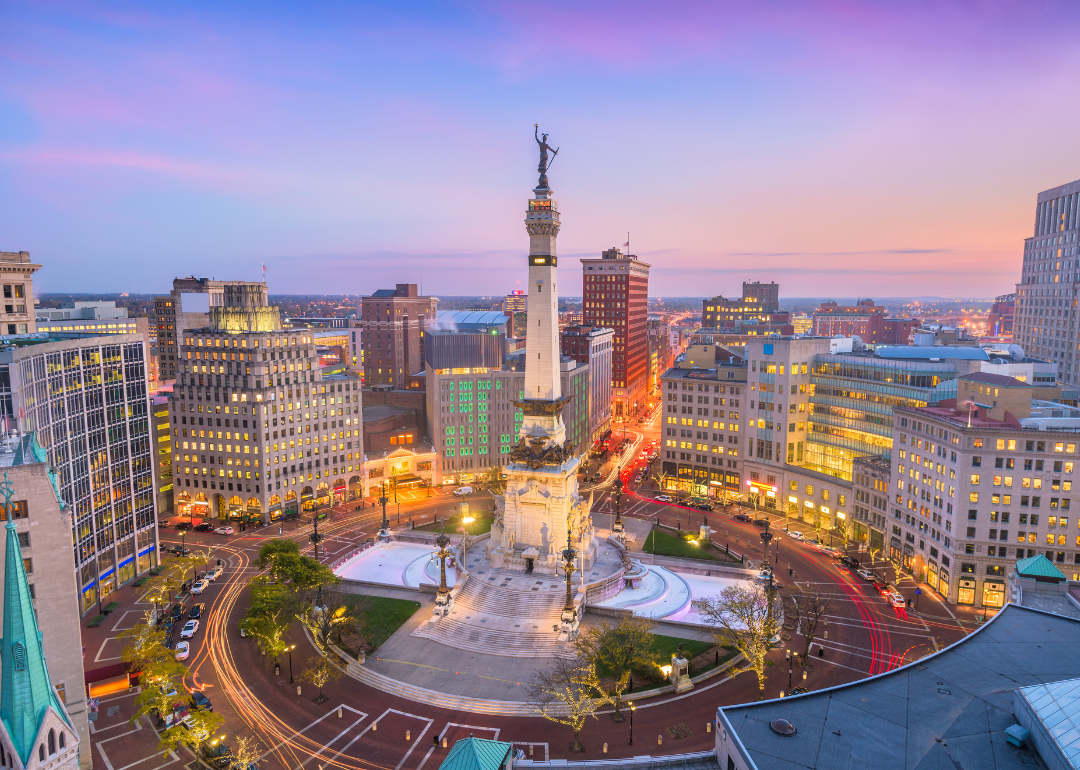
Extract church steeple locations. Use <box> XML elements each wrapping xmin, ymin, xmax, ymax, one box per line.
<box><xmin>0</xmin><ymin>473</ymin><xmax>69</xmax><ymax>766</ymax></box>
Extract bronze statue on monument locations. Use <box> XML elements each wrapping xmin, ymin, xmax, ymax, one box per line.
<box><xmin>535</xmin><ymin>124</ymin><xmax>559</xmax><ymax>188</ymax></box>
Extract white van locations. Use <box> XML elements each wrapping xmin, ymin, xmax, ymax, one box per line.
<box><xmin>453</xmin><ymin>486</ymin><xmax>473</xmax><ymax>496</ymax></box>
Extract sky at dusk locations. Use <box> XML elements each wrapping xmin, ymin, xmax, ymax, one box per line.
<box><xmin>2</xmin><ymin>2</ymin><xmax>1080</xmax><ymax>298</ymax></box>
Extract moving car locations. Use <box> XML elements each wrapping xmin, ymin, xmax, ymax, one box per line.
<box><xmin>694</xmin><ymin>503</ymin><xmax>714</xmax><ymax>512</ymax></box>
<box><xmin>752</xmin><ymin>518</ymin><xmax>769</xmax><ymax>527</ymax></box>
<box><xmin>190</xmin><ymin>691</ymin><xmax>213</xmax><ymax>712</ymax></box>
<box><xmin>856</xmin><ymin>568</ymin><xmax>876</xmax><ymax>582</ymax></box>
<box><xmin>787</xmin><ymin>531</ymin><xmax>804</xmax><ymax>541</ymax></box>
<box><xmin>189</xmin><ymin>603</ymin><xmax>205</xmax><ymax>619</ymax></box>
<box><xmin>839</xmin><ymin>555</ymin><xmax>859</xmax><ymax>569</ymax></box>
<box><xmin>887</xmin><ymin>592</ymin><xmax>907</xmax><ymax>609</ymax></box>
<box><xmin>214</xmin><ymin>526</ymin><xmax>235</xmax><ymax>536</ymax></box>
<box><xmin>190</xmin><ymin>580</ymin><xmax>209</xmax><ymax>595</ymax></box>
<box><xmin>194</xmin><ymin>523</ymin><xmax>214</xmax><ymax>532</ymax></box>
<box><xmin>180</xmin><ymin>620</ymin><xmax>200</xmax><ymax>638</ymax></box>
<box><xmin>175</xmin><ymin>521</ymin><xmax>192</xmax><ymax>531</ymax></box>
<box><xmin>175</xmin><ymin>641</ymin><xmax>190</xmax><ymax>661</ymax></box>
<box><xmin>205</xmin><ymin>566</ymin><xmax>223</xmax><ymax>581</ymax></box>
<box><xmin>654</xmin><ymin>495</ymin><xmax>672</xmax><ymax>503</ymax></box>
<box><xmin>453</xmin><ymin>486</ymin><xmax>473</xmax><ymax>496</ymax></box>
<box><xmin>733</xmin><ymin>513</ymin><xmax>752</xmax><ymax>522</ymax></box>
<box><xmin>873</xmin><ymin>580</ymin><xmax>892</xmax><ymax>596</ymax></box>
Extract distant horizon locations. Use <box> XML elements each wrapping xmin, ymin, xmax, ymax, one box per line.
<box><xmin>35</xmin><ymin>291</ymin><xmax>1004</xmax><ymax>302</ymax></box>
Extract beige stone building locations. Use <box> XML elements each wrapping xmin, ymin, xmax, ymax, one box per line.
<box><xmin>891</xmin><ymin>373</ymin><xmax>1080</xmax><ymax>608</ymax></box>
<box><xmin>169</xmin><ymin>285</ymin><xmax>365</xmax><ymax>522</ymax></box>
<box><xmin>0</xmin><ymin>251</ymin><xmax>39</xmax><ymax>336</ymax></box>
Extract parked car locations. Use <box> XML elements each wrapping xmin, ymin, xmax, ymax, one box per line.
<box><xmin>453</xmin><ymin>486</ymin><xmax>473</xmax><ymax>496</ymax></box>
<box><xmin>157</xmin><ymin>521</ymin><xmax>171</xmax><ymax>530</ymax></box>
<box><xmin>170</xmin><ymin>603</ymin><xmax>185</xmax><ymax>621</ymax></box>
<box><xmin>752</xmin><ymin>518</ymin><xmax>769</xmax><ymax>528</ymax></box>
<box><xmin>694</xmin><ymin>503</ymin><xmax>714</xmax><ymax>512</ymax></box>
<box><xmin>170</xmin><ymin>546</ymin><xmax>191</xmax><ymax>556</ymax></box>
<box><xmin>194</xmin><ymin>523</ymin><xmax>214</xmax><ymax>532</ymax></box>
<box><xmin>190</xmin><ymin>691</ymin><xmax>213</xmax><ymax>712</ymax></box>
<box><xmin>839</xmin><ymin>555</ymin><xmax>860</xmax><ymax>569</ymax></box>
<box><xmin>214</xmin><ymin>526</ymin><xmax>235</xmax><ymax>536</ymax></box>
<box><xmin>189</xmin><ymin>603</ymin><xmax>205</xmax><ymax>619</ymax></box>
<box><xmin>733</xmin><ymin>513</ymin><xmax>752</xmax><ymax>522</ymax></box>
<box><xmin>887</xmin><ymin>592</ymin><xmax>907</xmax><ymax>609</ymax></box>
<box><xmin>201</xmin><ymin>740</ymin><xmax>233</xmax><ymax>770</ymax></box>
<box><xmin>787</xmin><ymin>531</ymin><xmax>805</xmax><ymax>541</ymax></box>
<box><xmin>180</xmin><ymin>620</ymin><xmax>200</xmax><ymax>638</ymax></box>
<box><xmin>175</xmin><ymin>521</ymin><xmax>193</xmax><ymax>531</ymax></box>
<box><xmin>190</xmin><ymin>580</ymin><xmax>209</xmax><ymax>595</ymax></box>
<box><xmin>205</xmin><ymin>567</ymin><xmax>223</xmax><ymax>581</ymax></box>
<box><xmin>175</xmin><ymin>641</ymin><xmax>190</xmax><ymax>661</ymax></box>
<box><xmin>654</xmin><ymin>495</ymin><xmax>672</xmax><ymax>503</ymax></box>
<box><xmin>856</xmin><ymin>569</ymin><xmax>876</xmax><ymax>582</ymax></box>
<box><xmin>789</xmin><ymin>686</ymin><xmax>808</xmax><ymax>696</ymax></box>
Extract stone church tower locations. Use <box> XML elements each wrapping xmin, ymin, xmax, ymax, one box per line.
<box><xmin>489</xmin><ymin>137</ymin><xmax>596</xmax><ymax>575</ymax></box>
<box><xmin>0</xmin><ymin>497</ymin><xmax>80</xmax><ymax>770</ymax></box>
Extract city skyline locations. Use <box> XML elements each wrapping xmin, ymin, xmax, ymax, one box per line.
<box><xmin>2</xmin><ymin>3</ymin><xmax>1080</xmax><ymax>296</ymax></box>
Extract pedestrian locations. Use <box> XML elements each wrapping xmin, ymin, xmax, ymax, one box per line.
<box><xmin>818</xmin><ymin>645</ymin><xmax>824</xmax><ymax>658</ymax></box>
<box><xmin>278</xmin><ymin>525</ymin><xmax>282</xmax><ymax>535</ymax></box>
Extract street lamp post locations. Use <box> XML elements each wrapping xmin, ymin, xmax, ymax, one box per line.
<box><xmin>287</xmin><ymin>644</ymin><xmax>296</xmax><ymax>683</ymax></box>
<box><xmin>378</xmin><ymin>482</ymin><xmax>390</xmax><ymax>539</ymax></box>
<box><xmin>561</xmin><ymin>529</ymin><xmax>578</xmax><ymax>628</ymax></box>
<box><xmin>628</xmin><ymin>701</ymin><xmax>635</xmax><ymax>745</ymax></box>
<box><xmin>613</xmin><ymin>468</ymin><xmax>624</xmax><ymax>537</ymax></box>
<box><xmin>310</xmin><ymin>513</ymin><xmax>323</xmax><ymax>561</ymax></box>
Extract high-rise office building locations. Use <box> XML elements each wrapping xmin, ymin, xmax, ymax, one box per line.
<box><xmin>560</xmin><ymin>325</ymin><xmax>613</xmax><ymax>444</ymax></box>
<box><xmin>812</xmin><ymin>299</ymin><xmax>917</xmax><ymax>344</ymax></box>
<box><xmin>580</xmin><ymin>248</ymin><xmax>649</xmax><ymax>419</ymax></box>
<box><xmin>169</xmin><ymin>284</ymin><xmax>365</xmax><ymax>523</ymax></box>
<box><xmin>1014</xmin><ymin>178</ymin><xmax>1080</xmax><ymax>385</ymax></box>
<box><xmin>503</xmin><ymin>290</ymin><xmax>527</xmax><ymax>315</ymax></box>
<box><xmin>0</xmin><ymin>251</ymin><xmax>39</xmax><ymax>336</ymax></box>
<box><xmin>360</xmin><ymin>284</ymin><xmax>437</xmax><ymax>388</ymax></box>
<box><xmin>701</xmin><ymin>281</ymin><xmax>784</xmax><ymax>328</ymax></box>
<box><xmin>1</xmin><ymin>334</ymin><xmax>157</xmax><ymax>613</ymax></box>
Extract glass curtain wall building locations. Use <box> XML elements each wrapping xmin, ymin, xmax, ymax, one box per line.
<box><xmin>0</xmin><ymin>334</ymin><xmax>156</xmax><ymax>613</ymax></box>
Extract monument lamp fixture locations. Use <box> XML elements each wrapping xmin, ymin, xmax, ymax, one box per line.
<box><xmin>435</xmin><ymin>528</ymin><xmax>452</xmax><ymax>596</ymax></box>
<box><xmin>561</xmin><ymin>529</ymin><xmax>578</xmax><ymax>612</ymax></box>
<box><xmin>629</xmin><ymin>702</ymin><xmax>635</xmax><ymax>745</ymax></box>
<box><xmin>379</xmin><ymin>482</ymin><xmax>390</xmax><ymax>532</ymax></box>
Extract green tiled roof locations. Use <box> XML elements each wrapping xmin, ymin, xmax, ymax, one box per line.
<box><xmin>439</xmin><ymin>737</ymin><xmax>511</xmax><ymax>770</ymax></box>
<box><xmin>1016</xmin><ymin>554</ymin><xmax>1066</xmax><ymax>581</ymax></box>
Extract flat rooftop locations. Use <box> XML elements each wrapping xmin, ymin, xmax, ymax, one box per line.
<box><xmin>720</xmin><ymin>604</ymin><xmax>1080</xmax><ymax>770</ymax></box>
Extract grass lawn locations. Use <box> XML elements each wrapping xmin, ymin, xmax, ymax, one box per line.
<box><xmin>416</xmin><ymin>510</ymin><xmax>493</xmax><ymax>536</ymax></box>
<box><xmin>643</xmin><ymin>528</ymin><xmax>718</xmax><ymax>561</ymax></box>
<box><xmin>341</xmin><ymin>594</ymin><xmax>421</xmax><ymax>651</ymax></box>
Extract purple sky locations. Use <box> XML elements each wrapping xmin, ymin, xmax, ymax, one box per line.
<box><xmin>2</xmin><ymin>2</ymin><xmax>1079</xmax><ymax>298</ymax></box>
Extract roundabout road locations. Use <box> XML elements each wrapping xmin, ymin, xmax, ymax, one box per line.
<box><xmin>136</xmin><ymin>480</ymin><xmax>980</xmax><ymax>770</ymax></box>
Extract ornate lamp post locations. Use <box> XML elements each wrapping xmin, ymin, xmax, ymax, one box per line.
<box><xmin>613</xmin><ymin>467</ymin><xmax>624</xmax><ymax>537</ymax></box>
<box><xmin>310</xmin><ymin>511</ymin><xmax>323</xmax><ymax>561</ymax></box>
<box><xmin>378</xmin><ymin>482</ymin><xmax>390</xmax><ymax>540</ymax></box>
<box><xmin>560</xmin><ymin>528</ymin><xmax>578</xmax><ymax>634</ymax></box>
<box><xmin>433</xmin><ymin>528</ymin><xmax>453</xmax><ymax>616</ymax></box>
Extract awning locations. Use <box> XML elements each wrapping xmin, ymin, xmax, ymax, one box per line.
<box><xmin>393</xmin><ymin>473</ymin><xmax>424</xmax><ymax>485</ymax></box>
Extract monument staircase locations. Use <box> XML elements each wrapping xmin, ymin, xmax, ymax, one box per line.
<box><xmin>411</xmin><ymin>567</ymin><xmax>573</xmax><ymax>657</ymax></box>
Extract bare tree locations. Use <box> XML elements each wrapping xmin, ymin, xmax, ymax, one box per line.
<box><xmin>229</xmin><ymin>736</ymin><xmax>262</xmax><ymax>770</ymax></box>
<box><xmin>528</xmin><ymin>655</ymin><xmax>610</xmax><ymax>753</ymax></box>
<box><xmin>785</xmin><ymin>589</ymin><xmax>833</xmax><ymax>662</ymax></box>
<box><xmin>573</xmin><ymin>615</ymin><xmax>656</xmax><ymax>722</ymax></box>
<box><xmin>693</xmin><ymin>584</ymin><xmax>783</xmax><ymax>700</ymax></box>
<box><xmin>301</xmin><ymin>654</ymin><xmax>342</xmax><ymax>703</ymax></box>
<box><xmin>299</xmin><ymin>589</ymin><xmax>363</xmax><ymax>653</ymax></box>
